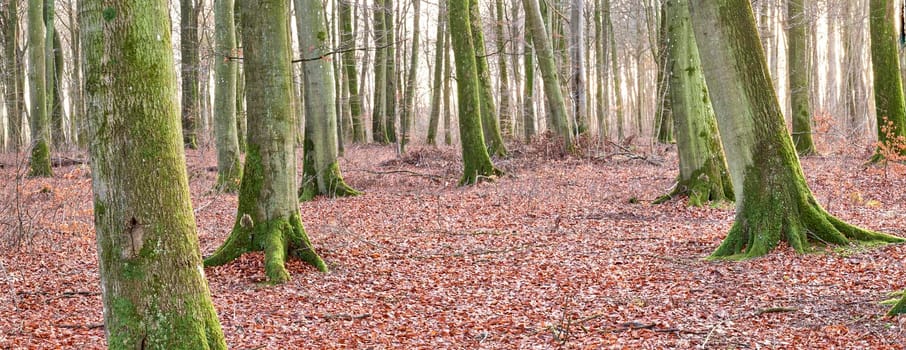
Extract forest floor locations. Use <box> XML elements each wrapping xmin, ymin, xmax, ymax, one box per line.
<box><xmin>1</xmin><ymin>139</ymin><xmax>906</xmax><ymax>349</ymax></box>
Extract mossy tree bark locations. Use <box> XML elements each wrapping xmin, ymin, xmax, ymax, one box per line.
<box><xmin>654</xmin><ymin>6</ymin><xmax>674</xmax><ymax>144</ymax></box>
<box><xmin>524</xmin><ymin>0</ymin><xmax>573</xmax><ymax>150</ymax></box>
<box><xmin>51</xmin><ymin>30</ymin><xmax>65</xmax><ymax>147</ymax></box>
<box><xmin>372</xmin><ymin>0</ymin><xmax>389</xmax><ymax>143</ymax></box>
<box><xmin>426</xmin><ymin>0</ymin><xmax>447</xmax><ymax>146</ymax></box>
<box><xmin>495</xmin><ymin>0</ymin><xmax>513</xmax><ymax>138</ymax></box>
<box><xmin>442</xmin><ymin>29</ymin><xmax>453</xmax><ymax>146</ymax></box>
<box><xmin>869</xmin><ymin>0</ymin><xmax>906</xmax><ymax>160</ymax></box>
<box><xmin>605</xmin><ymin>0</ymin><xmax>624</xmax><ymax>140</ymax></box>
<box><xmin>181</xmin><ymin>0</ymin><xmax>200</xmax><ymax>149</ymax></box>
<box><xmin>688</xmin><ymin>0</ymin><xmax>904</xmax><ymax>259</ymax></box>
<box><xmin>235</xmin><ymin>2</ymin><xmax>247</xmax><ymax>153</ymax></box>
<box><xmin>213</xmin><ymin>0</ymin><xmax>242</xmax><ymax>192</ymax></box>
<box><xmin>81</xmin><ymin>1</ymin><xmax>227</xmax><ymax>347</ymax></box>
<box><xmin>339</xmin><ymin>0</ymin><xmax>365</xmax><ymax>143</ymax></box>
<box><xmin>28</xmin><ymin>0</ymin><xmax>52</xmax><ymax>177</ymax></box>
<box><xmin>654</xmin><ymin>0</ymin><xmax>732</xmax><ymax>207</ymax></box>
<box><xmin>383</xmin><ymin>0</ymin><xmax>398</xmax><ymax>143</ymax></box>
<box><xmin>295</xmin><ymin>0</ymin><xmax>361</xmax><ymax>201</ymax></box>
<box><xmin>523</xmin><ymin>27</ymin><xmax>537</xmax><ymax>140</ymax></box>
<box><xmin>2</xmin><ymin>0</ymin><xmax>21</xmax><ymax>150</ymax></box>
<box><xmin>450</xmin><ymin>0</ymin><xmax>502</xmax><ymax>185</ymax></box>
<box><xmin>595</xmin><ymin>0</ymin><xmax>610</xmax><ymax>140</ymax></box>
<box><xmin>570</xmin><ymin>0</ymin><xmax>587</xmax><ymax>135</ymax></box>
<box><xmin>788</xmin><ymin>0</ymin><xmax>815</xmax><ymax>155</ymax></box>
<box><xmin>469</xmin><ymin>0</ymin><xmax>507</xmax><ymax>157</ymax></box>
<box><xmin>399</xmin><ymin>0</ymin><xmax>420</xmax><ymax>154</ymax></box>
<box><xmin>205</xmin><ymin>0</ymin><xmax>328</xmax><ymax>282</ymax></box>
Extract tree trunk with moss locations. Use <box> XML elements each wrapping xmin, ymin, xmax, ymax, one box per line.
<box><xmin>524</xmin><ymin>0</ymin><xmax>572</xmax><ymax>150</ymax></box>
<box><xmin>523</xmin><ymin>27</ymin><xmax>537</xmax><ymax>140</ymax></box>
<box><xmin>570</xmin><ymin>0</ymin><xmax>587</xmax><ymax>135</ymax></box>
<box><xmin>3</xmin><ymin>0</ymin><xmax>21</xmax><ymax>150</ymax></box>
<box><xmin>442</xmin><ymin>30</ymin><xmax>453</xmax><ymax>146</ymax></box>
<box><xmin>605</xmin><ymin>0</ymin><xmax>623</xmax><ymax>140</ymax></box>
<box><xmin>399</xmin><ymin>0</ymin><xmax>420</xmax><ymax>154</ymax></box>
<box><xmin>688</xmin><ymin>0</ymin><xmax>904</xmax><ymax>259</ymax></box>
<box><xmin>213</xmin><ymin>0</ymin><xmax>242</xmax><ymax>192</ymax></box>
<box><xmin>654</xmin><ymin>0</ymin><xmax>731</xmax><ymax>206</ymax></box>
<box><xmin>295</xmin><ymin>0</ymin><xmax>361</xmax><ymax>201</ymax></box>
<box><xmin>788</xmin><ymin>0</ymin><xmax>815</xmax><ymax>155</ymax></box>
<box><xmin>869</xmin><ymin>0</ymin><xmax>906</xmax><ymax>161</ymax></box>
<box><xmin>450</xmin><ymin>0</ymin><xmax>502</xmax><ymax>185</ymax></box>
<box><xmin>45</xmin><ymin>0</ymin><xmax>62</xmax><ymax>147</ymax></box>
<box><xmin>426</xmin><ymin>1</ymin><xmax>447</xmax><ymax>146</ymax></box>
<box><xmin>372</xmin><ymin>0</ymin><xmax>388</xmax><ymax>143</ymax></box>
<box><xmin>50</xmin><ymin>29</ymin><xmax>65</xmax><ymax>147</ymax></box>
<box><xmin>28</xmin><ymin>0</ymin><xmax>51</xmax><ymax>177</ymax></box>
<box><xmin>339</xmin><ymin>0</ymin><xmax>365</xmax><ymax>143</ymax></box>
<box><xmin>654</xmin><ymin>6</ymin><xmax>673</xmax><ymax>144</ymax></box>
<box><xmin>81</xmin><ymin>1</ymin><xmax>227</xmax><ymax>347</ymax></box>
<box><xmin>181</xmin><ymin>0</ymin><xmax>200</xmax><ymax>149</ymax></box>
<box><xmin>206</xmin><ymin>0</ymin><xmax>328</xmax><ymax>283</ymax></box>
<box><xmin>383</xmin><ymin>0</ymin><xmax>398</xmax><ymax>143</ymax></box>
<box><xmin>495</xmin><ymin>0</ymin><xmax>513</xmax><ymax>138</ymax></box>
<box><xmin>468</xmin><ymin>0</ymin><xmax>507</xmax><ymax>157</ymax></box>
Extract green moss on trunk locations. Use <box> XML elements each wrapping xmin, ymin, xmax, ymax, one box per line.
<box><xmin>689</xmin><ymin>0</ymin><xmax>903</xmax><ymax>259</ymax></box>
<box><xmin>213</xmin><ymin>0</ymin><xmax>242</xmax><ymax>193</ymax></box>
<box><xmin>869</xmin><ymin>0</ymin><xmax>906</xmax><ymax>159</ymax></box>
<box><xmin>654</xmin><ymin>0</ymin><xmax>731</xmax><ymax>207</ymax></box>
<box><xmin>450</xmin><ymin>0</ymin><xmax>502</xmax><ymax>185</ymax></box>
<box><xmin>206</xmin><ymin>0</ymin><xmax>327</xmax><ymax>282</ymax></box>
<box><xmin>788</xmin><ymin>0</ymin><xmax>815</xmax><ymax>155</ymax></box>
<box><xmin>82</xmin><ymin>1</ymin><xmax>226</xmax><ymax>347</ymax></box>
<box><xmin>28</xmin><ymin>0</ymin><xmax>52</xmax><ymax>177</ymax></box>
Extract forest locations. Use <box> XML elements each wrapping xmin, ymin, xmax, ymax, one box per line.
<box><xmin>1</xmin><ymin>0</ymin><xmax>906</xmax><ymax>348</ymax></box>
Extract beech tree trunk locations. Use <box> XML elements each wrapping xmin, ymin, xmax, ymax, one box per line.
<box><xmin>372</xmin><ymin>0</ymin><xmax>388</xmax><ymax>143</ymax></box>
<box><xmin>205</xmin><ymin>0</ymin><xmax>328</xmax><ymax>283</ymax></box>
<box><xmin>869</xmin><ymin>0</ymin><xmax>906</xmax><ymax>160</ymax></box>
<box><xmin>295</xmin><ymin>0</ymin><xmax>361</xmax><ymax>201</ymax></box>
<box><xmin>213</xmin><ymin>0</ymin><xmax>242</xmax><ymax>192</ymax></box>
<box><xmin>450</xmin><ymin>0</ymin><xmax>502</xmax><ymax>184</ymax></box>
<box><xmin>654</xmin><ymin>0</ymin><xmax>731</xmax><ymax>206</ymax></box>
<box><xmin>469</xmin><ymin>0</ymin><xmax>507</xmax><ymax>157</ymax></box>
<box><xmin>81</xmin><ymin>1</ymin><xmax>227</xmax><ymax>347</ymax></box>
<box><xmin>28</xmin><ymin>0</ymin><xmax>52</xmax><ymax>177</ymax></box>
<box><xmin>181</xmin><ymin>0</ymin><xmax>200</xmax><ymax>149</ymax></box>
<box><xmin>688</xmin><ymin>0</ymin><xmax>904</xmax><ymax>259</ymax></box>
<box><xmin>3</xmin><ymin>0</ymin><xmax>21</xmax><ymax>150</ymax></box>
<box><xmin>383</xmin><ymin>0</ymin><xmax>398</xmax><ymax>143</ymax></box>
<box><xmin>788</xmin><ymin>0</ymin><xmax>815</xmax><ymax>155</ymax></box>
<box><xmin>399</xmin><ymin>0</ymin><xmax>420</xmax><ymax>153</ymax></box>
<box><xmin>570</xmin><ymin>0</ymin><xmax>587</xmax><ymax>135</ymax></box>
<box><xmin>605</xmin><ymin>0</ymin><xmax>623</xmax><ymax>140</ymax></box>
<box><xmin>495</xmin><ymin>0</ymin><xmax>513</xmax><ymax>137</ymax></box>
<box><xmin>524</xmin><ymin>0</ymin><xmax>572</xmax><ymax>149</ymax></box>
<box><xmin>442</xmin><ymin>29</ymin><xmax>453</xmax><ymax>146</ymax></box>
<box><xmin>426</xmin><ymin>0</ymin><xmax>447</xmax><ymax>145</ymax></box>
<box><xmin>523</xmin><ymin>27</ymin><xmax>536</xmax><ymax>140</ymax></box>
<box><xmin>50</xmin><ymin>29</ymin><xmax>65</xmax><ymax>147</ymax></box>
<box><xmin>340</xmin><ymin>0</ymin><xmax>366</xmax><ymax>143</ymax></box>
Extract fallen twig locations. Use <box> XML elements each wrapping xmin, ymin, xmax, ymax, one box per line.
<box><xmin>754</xmin><ymin>306</ymin><xmax>798</xmax><ymax>316</ymax></box>
<box><xmin>57</xmin><ymin>323</ymin><xmax>104</xmax><ymax>330</ymax></box>
<box><xmin>321</xmin><ymin>313</ymin><xmax>371</xmax><ymax>321</ymax></box>
<box><xmin>348</xmin><ymin>168</ymin><xmax>445</xmax><ymax>182</ymax></box>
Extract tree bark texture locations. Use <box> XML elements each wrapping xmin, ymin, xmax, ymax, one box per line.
<box><xmin>205</xmin><ymin>0</ymin><xmax>328</xmax><ymax>283</ymax></box>
<box><xmin>213</xmin><ymin>0</ymin><xmax>243</xmax><ymax>192</ymax></box>
<box><xmin>688</xmin><ymin>0</ymin><xmax>903</xmax><ymax>259</ymax></box>
<box><xmin>81</xmin><ymin>1</ymin><xmax>227</xmax><ymax>347</ymax></box>
<box><xmin>28</xmin><ymin>0</ymin><xmax>52</xmax><ymax>177</ymax></box>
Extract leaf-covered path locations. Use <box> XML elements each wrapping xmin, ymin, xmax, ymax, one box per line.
<box><xmin>1</xmin><ymin>144</ymin><xmax>905</xmax><ymax>348</ymax></box>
